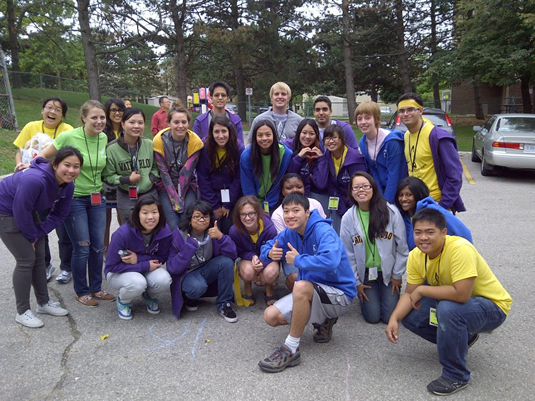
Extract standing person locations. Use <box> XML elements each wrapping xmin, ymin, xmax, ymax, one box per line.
<box><xmin>340</xmin><ymin>172</ymin><xmax>408</xmax><ymax>324</ymax></box>
<box><xmin>103</xmin><ymin>108</ymin><xmax>159</xmax><ymax>223</ymax></box>
<box><xmin>248</xmin><ymin>82</ymin><xmax>303</xmax><ymax>143</ymax></box>
<box><xmin>312</xmin><ymin>125</ymin><xmax>366</xmax><ymax>234</ymax></box>
<box><xmin>166</xmin><ymin>200</ymin><xmax>238</xmax><ymax>322</ymax></box>
<box><xmin>240</xmin><ymin>120</ymin><xmax>292</xmax><ymax>214</ymax></box>
<box><xmin>397</xmin><ymin>92</ymin><xmax>465</xmax><ymax>213</ymax></box>
<box><xmin>229</xmin><ymin>196</ymin><xmax>279</xmax><ymax>307</ymax></box>
<box><xmin>386</xmin><ymin>208</ymin><xmax>512</xmax><ymax>396</ymax></box>
<box><xmin>153</xmin><ymin>106</ymin><xmax>204</xmax><ymax>230</ymax></box>
<box><xmin>193</xmin><ymin>81</ymin><xmax>244</xmax><ymax>146</ymax></box>
<box><xmin>312</xmin><ymin>95</ymin><xmax>359</xmax><ymax>150</ymax></box>
<box><xmin>0</xmin><ymin>147</ymin><xmax>82</xmax><ymax>328</ymax></box>
<box><xmin>356</xmin><ymin>101</ymin><xmax>407</xmax><ymax>203</ymax></box>
<box><xmin>151</xmin><ymin>96</ymin><xmax>171</xmax><ymax>136</ymax></box>
<box><xmin>197</xmin><ymin>115</ymin><xmax>243</xmax><ymax>235</ymax></box>
<box><xmin>13</xmin><ymin>97</ymin><xmax>74</xmax><ymax>281</ymax></box>
<box><xmin>395</xmin><ymin>177</ymin><xmax>472</xmax><ymax>250</ymax></box>
<box><xmin>258</xmin><ymin>193</ymin><xmax>357</xmax><ymax>373</ymax></box>
<box><xmin>105</xmin><ymin>199</ymin><xmax>172</xmax><ymax>320</ymax></box>
<box><xmin>41</xmin><ymin>100</ymin><xmax>115</xmax><ymax>307</ymax></box>
<box><xmin>123</xmin><ymin>99</ymin><xmax>133</xmax><ymax>108</ymax></box>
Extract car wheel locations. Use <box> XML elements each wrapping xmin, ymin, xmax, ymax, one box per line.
<box><xmin>471</xmin><ymin>140</ymin><xmax>481</xmax><ymax>162</ymax></box>
<box><xmin>481</xmin><ymin>153</ymin><xmax>493</xmax><ymax>176</ymax></box>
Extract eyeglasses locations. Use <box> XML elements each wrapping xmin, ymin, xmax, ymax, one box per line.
<box><xmin>110</xmin><ymin>108</ymin><xmax>124</xmax><ymax>114</ymax></box>
<box><xmin>44</xmin><ymin>105</ymin><xmax>62</xmax><ymax>114</ymax></box>
<box><xmin>351</xmin><ymin>184</ymin><xmax>372</xmax><ymax>191</ymax></box>
<box><xmin>324</xmin><ymin>136</ymin><xmax>341</xmax><ymax>143</ymax></box>
<box><xmin>398</xmin><ymin>107</ymin><xmax>420</xmax><ymax>115</ymax></box>
<box><xmin>212</xmin><ymin>93</ymin><xmax>228</xmax><ymax>98</ymax></box>
<box><xmin>192</xmin><ymin>215</ymin><xmax>209</xmax><ymax>221</ymax></box>
<box><xmin>239</xmin><ymin>211</ymin><xmax>257</xmax><ymax>219</ymax></box>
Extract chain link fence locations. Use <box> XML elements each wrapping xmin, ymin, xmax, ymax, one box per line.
<box><xmin>0</xmin><ymin>47</ymin><xmax>18</xmax><ymax>131</ymax></box>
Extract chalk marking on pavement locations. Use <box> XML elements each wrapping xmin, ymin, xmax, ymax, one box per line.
<box><xmin>191</xmin><ymin>317</ymin><xmax>208</xmax><ymax>358</ymax></box>
<box><xmin>461</xmin><ymin>155</ymin><xmax>476</xmax><ymax>185</ymax></box>
<box><xmin>346</xmin><ymin>355</ymin><xmax>352</xmax><ymax>401</ymax></box>
<box><xmin>145</xmin><ymin>321</ymin><xmax>190</xmax><ymax>351</ymax></box>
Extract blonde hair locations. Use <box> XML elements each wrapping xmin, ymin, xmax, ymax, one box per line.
<box><xmin>354</xmin><ymin>101</ymin><xmax>381</xmax><ymax>129</ymax></box>
<box><xmin>80</xmin><ymin>100</ymin><xmax>105</xmax><ymax>123</ymax></box>
<box><xmin>269</xmin><ymin>82</ymin><xmax>291</xmax><ymax>100</ymax></box>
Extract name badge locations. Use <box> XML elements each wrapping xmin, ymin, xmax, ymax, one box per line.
<box><xmin>221</xmin><ymin>188</ymin><xmax>230</xmax><ymax>203</ymax></box>
<box><xmin>429</xmin><ymin>307</ymin><xmax>438</xmax><ymax>327</ymax></box>
<box><xmin>368</xmin><ymin>266</ymin><xmax>378</xmax><ymax>281</ymax></box>
<box><xmin>129</xmin><ymin>186</ymin><xmax>138</xmax><ymax>200</ymax></box>
<box><xmin>91</xmin><ymin>192</ymin><xmax>102</xmax><ymax>206</ymax></box>
<box><xmin>263</xmin><ymin>201</ymin><xmax>270</xmax><ymax>214</ymax></box>
<box><xmin>328</xmin><ymin>196</ymin><xmax>339</xmax><ymax>210</ymax></box>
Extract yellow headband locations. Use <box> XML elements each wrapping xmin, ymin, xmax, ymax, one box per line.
<box><xmin>398</xmin><ymin>99</ymin><xmax>422</xmax><ymax>109</ymax></box>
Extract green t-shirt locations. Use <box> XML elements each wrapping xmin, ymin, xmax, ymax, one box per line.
<box><xmin>356</xmin><ymin>209</ymin><xmax>382</xmax><ymax>270</ymax></box>
<box><xmin>53</xmin><ymin>127</ymin><xmax>107</xmax><ymax>197</ymax></box>
<box><xmin>258</xmin><ymin>144</ymin><xmax>285</xmax><ymax>201</ymax></box>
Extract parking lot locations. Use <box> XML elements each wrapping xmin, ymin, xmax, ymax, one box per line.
<box><xmin>0</xmin><ymin>153</ymin><xmax>534</xmax><ymax>400</ymax></box>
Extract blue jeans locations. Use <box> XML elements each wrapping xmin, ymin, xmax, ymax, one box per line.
<box><xmin>402</xmin><ymin>295</ymin><xmax>507</xmax><ymax>383</ymax></box>
<box><xmin>158</xmin><ymin>189</ymin><xmax>197</xmax><ymax>231</ymax></box>
<box><xmin>360</xmin><ymin>271</ymin><xmax>399</xmax><ymax>324</ymax></box>
<box><xmin>182</xmin><ymin>255</ymin><xmax>234</xmax><ymax>311</ymax></box>
<box><xmin>63</xmin><ymin>195</ymin><xmax>106</xmax><ymax>296</ymax></box>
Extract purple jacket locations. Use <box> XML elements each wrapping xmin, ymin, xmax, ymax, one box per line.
<box><xmin>192</xmin><ymin>110</ymin><xmax>244</xmax><ymax>147</ymax></box>
<box><xmin>229</xmin><ymin>214</ymin><xmax>277</xmax><ymax>267</ymax></box>
<box><xmin>197</xmin><ymin>140</ymin><xmax>244</xmax><ymax>210</ymax></box>
<box><xmin>313</xmin><ymin>146</ymin><xmax>367</xmax><ymax>217</ymax></box>
<box><xmin>167</xmin><ymin>230</ymin><xmax>237</xmax><ymax>318</ymax></box>
<box><xmin>287</xmin><ymin>153</ymin><xmax>328</xmax><ymax>196</ymax></box>
<box><xmin>104</xmin><ymin>223</ymin><xmax>173</xmax><ymax>275</ymax></box>
<box><xmin>0</xmin><ymin>157</ymin><xmax>74</xmax><ymax>243</ymax></box>
<box><xmin>428</xmin><ymin>126</ymin><xmax>466</xmax><ymax>212</ymax></box>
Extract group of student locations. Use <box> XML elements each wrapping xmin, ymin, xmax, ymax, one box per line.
<box><xmin>1</xmin><ymin>81</ymin><xmax>512</xmax><ymax>396</ymax></box>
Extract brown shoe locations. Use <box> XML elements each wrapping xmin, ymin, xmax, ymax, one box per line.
<box><xmin>91</xmin><ymin>291</ymin><xmax>115</xmax><ymax>301</ymax></box>
<box><xmin>75</xmin><ymin>295</ymin><xmax>98</xmax><ymax>307</ymax></box>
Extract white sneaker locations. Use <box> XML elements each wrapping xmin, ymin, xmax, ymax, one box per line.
<box><xmin>55</xmin><ymin>270</ymin><xmax>71</xmax><ymax>284</ymax></box>
<box><xmin>36</xmin><ymin>301</ymin><xmax>69</xmax><ymax>316</ymax></box>
<box><xmin>16</xmin><ymin>310</ymin><xmax>44</xmax><ymax>328</ymax></box>
<box><xmin>46</xmin><ymin>264</ymin><xmax>56</xmax><ymax>281</ymax></box>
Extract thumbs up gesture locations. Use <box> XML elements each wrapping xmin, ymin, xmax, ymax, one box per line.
<box><xmin>208</xmin><ymin>220</ymin><xmax>223</xmax><ymax>240</ymax></box>
<box><xmin>285</xmin><ymin>243</ymin><xmax>299</xmax><ymax>265</ymax></box>
<box><xmin>268</xmin><ymin>239</ymin><xmax>283</xmax><ymax>261</ymax></box>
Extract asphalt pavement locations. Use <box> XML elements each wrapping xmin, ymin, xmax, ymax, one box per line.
<box><xmin>0</xmin><ymin>153</ymin><xmax>534</xmax><ymax>400</ymax></box>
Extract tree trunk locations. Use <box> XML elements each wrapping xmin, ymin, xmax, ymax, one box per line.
<box><xmin>430</xmin><ymin>0</ymin><xmax>441</xmax><ymax>108</ymax></box>
<box><xmin>473</xmin><ymin>80</ymin><xmax>484</xmax><ymax>119</ymax></box>
<box><xmin>520</xmin><ymin>73</ymin><xmax>532</xmax><ymax>114</ymax></box>
<box><xmin>77</xmin><ymin>0</ymin><xmax>100</xmax><ymax>101</ymax></box>
<box><xmin>342</xmin><ymin>1</ymin><xmax>356</xmax><ymax>124</ymax></box>
<box><xmin>230</xmin><ymin>0</ymin><xmax>246</xmax><ymax>121</ymax></box>
<box><xmin>394</xmin><ymin>0</ymin><xmax>412</xmax><ymax>93</ymax></box>
<box><xmin>6</xmin><ymin>0</ymin><xmax>21</xmax><ymax>88</ymax></box>
<box><xmin>170</xmin><ymin>0</ymin><xmax>188</xmax><ymax>104</ymax></box>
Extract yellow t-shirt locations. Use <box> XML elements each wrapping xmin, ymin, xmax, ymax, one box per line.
<box><xmin>332</xmin><ymin>146</ymin><xmax>348</xmax><ymax>176</ymax></box>
<box><xmin>404</xmin><ymin>121</ymin><xmax>441</xmax><ymax>202</ymax></box>
<box><xmin>407</xmin><ymin>236</ymin><xmax>512</xmax><ymax>315</ymax></box>
<box><xmin>14</xmin><ymin>120</ymin><xmax>74</xmax><ymax>148</ymax></box>
<box><xmin>215</xmin><ymin>147</ymin><xmax>226</xmax><ymax>169</ymax></box>
<box><xmin>249</xmin><ymin>218</ymin><xmax>264</xmax><ymax>244</ymax></box>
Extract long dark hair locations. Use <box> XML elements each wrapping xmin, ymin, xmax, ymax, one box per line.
<box><xmin>178</xmin><ymin>200</ymin><xmax>216</xmax><ymax>233</ymax></box>
<box><xmin>395</xmin><ymin>177</ymin><xmax>430</xmax><ymax>216</ymax></box>
<box><xmin>250</xmin><ymin>119</ymin><xmax>281</xmax><ymax>179</ymax></box>
<box><xmin>349</xmin><ymin>171</ymin><xmax>389</xmax><ymax>244</ymax></box>
<box><xmin>128</xmin><ymin>198</ymin><xmax>166</xmax><ymax>234</ymax></box>
<box><xmin>104</xmin><ymin>98</ymin><xmax>125</xmax><ymax>142</ymax></box>
<box><xmin>206</xmin><ymin>115</ymin><xmax>240</xmax><ymax>175</ymax></box>
<box><xmin>292</xmin><ymin>119</ymin><xmax>320</xmax><ymax>158</ymax></box>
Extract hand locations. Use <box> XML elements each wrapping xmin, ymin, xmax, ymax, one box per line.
<box><xmin>129</xmin><ymin>171</ymin><xmax>141</xmax><ymax>183</ymax></box>
<box><xmin>386</xmin><ymin>319</ymin><xmax>400</xmax><ymax>344</ymax></box>
<box><xmin>285</xmin><ymin>243</ymin><xmax>299</xmax><ymax>265</ymax></box>
<box><xmin>409</xmin><ymin>287</ymin><xmax>422</xmax><ymax>309</ymax></box>
<box><xmin>357</xmin><ymin>283</ymin><xmax>372</xmax><ymax>302</ymax></box>
<box><xmin>120</xmin><ymin>250</ymin><xmax>138</xmax><ymax>265</ymax></box>
<box><xmin>391</xmin><ymin>277</ymin><xmax>402</xmax><ymax>295</ymax></box>
<box><xmin>31</xmin><ymin>241</ymin><xmax>36</xmax><ymax>252</ymax></box>
<box><xmin>251</xmin><ymin>255</ymin><xmax>264</xmax><ymax>272</ymax></box>
<box><xmin>15</xmin><ymin>162</ymin><xmax>30</xmax><ymax>172</ymax></box>
<box><xmin>297</xmin><ymin>146</ymin><xmax>312</xmax><ymax>158</ymax></box>
<box><xmin>208</xmin><ymin>220</ymin><xmax>223</xmax><ymax>240</ymax></box>
<box><xmin>214</xmin><ymin>207</ymin><xmax>223</xmax><ymax>219</ymax></box>
<box><xmin>269</xmin><ymin>239</ymin><xmax>283</xmax><ymax>261</ymax></box>
<box><xmin>149</xmin><ymin>260</ymin><xmax>162</xmax><ymax>271</ymax></box>
<box><xmin>220</xmin><ymin>207</ymin><xmax>230</xmax><ymax>218</ymax></box>
<box><xmin>308</xmin><ymin>147</ymin><xmax>323</xmax><ymax>158</ymax></box>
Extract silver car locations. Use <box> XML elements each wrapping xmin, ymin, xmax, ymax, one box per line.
<box><xmin>472</xmin><ymin>113</ymin><xmax>535</xmax><ymax>176</ymax></box>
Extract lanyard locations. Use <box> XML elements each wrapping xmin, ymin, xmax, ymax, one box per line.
<box><xmin>424</xmin><ymin>242</ymin><xmax>445</xmax><ymax>285</ymax></box>
<box><xmin>408</xmin><ymin>122</ymin><xmax>424</xmax><ymax>172</ymax></box>
<box><xmin>42</xmin><ymin>122</ymin><xmax>60</xmax><ymax>139</ymax></box>
<box><xmin>357</xmin><ymin>208</ymin><xmax>378</xmax><ymax>266</ymax></box>
<box><xmin>83</xmin><ymin>129</ymin><xmax>100</xmax><ymax>191</ymax></box>
<box><xmin>128</xmin><ymin>140</ymin><xmax>140</xmax><ymax>171</ymax></box>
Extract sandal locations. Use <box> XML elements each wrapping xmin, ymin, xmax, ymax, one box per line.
<box><xmin>264</xmin><ymin>294</ymin><xmax>277</xmax><ymax>307</ymax></box>
<box><xmin>242</xmin><ymin>294</ymin><xmax>256</xmax><ymax>306</ymax></box>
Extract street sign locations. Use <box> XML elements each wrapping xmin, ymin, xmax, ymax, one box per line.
<box><xmin>246</xmin><ymin>88</ymin><xmax>253</xmax><ymax>96</ymax></box>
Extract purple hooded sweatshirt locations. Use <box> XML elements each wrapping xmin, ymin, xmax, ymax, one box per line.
<box><xmin>192</xmin><ymin>110</ymin><xmax>245</xmax><ymax>147</ymax></box>
<box><xmin>229</xmin><ymin>214</ymin><xmax>277</xmax><ymax>267</ymax></box>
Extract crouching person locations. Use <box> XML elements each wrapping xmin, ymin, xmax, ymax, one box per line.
<box><xmin>258</xmin><ymin>193</ymin><xmax>357</xmax><ymax>373</ymax></box>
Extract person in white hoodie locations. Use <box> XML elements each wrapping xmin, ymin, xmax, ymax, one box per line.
<box><xmin>340</xmin><ymin>171</ymin><xmax>409</xmax><ymax>323</ymax></box>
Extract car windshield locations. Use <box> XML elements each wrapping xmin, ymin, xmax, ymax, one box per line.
<box><xmin>496</xmin><ymin>117</ymin><xmax>535</xmax><ymax>132</ymax></box>
<box><xmin>424</xmin><ymin>114</ymin><xmax>448</xmax><ymax>128</ymax></box>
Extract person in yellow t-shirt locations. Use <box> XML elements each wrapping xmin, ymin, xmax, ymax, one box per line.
<box><xmin>386</xmin><ymin>208</ymin><xmax>511</xmax><ymax>396</ymax></box>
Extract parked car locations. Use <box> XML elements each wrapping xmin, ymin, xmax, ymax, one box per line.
<box><xmin>258</xmin><ymin>106</ymin><xmax>270</xmax><ymax>114</ymax></box>
<box><xmin>226</xmin><ymin>104</ymin><xmax>238</xmax><ymax>113</ymax></box>
<box><xmin>380</xmin><ymin>106</ymin><xmax>392</xmax><ymax>115</ymax></box>
<box><xmin>387</xmin><ymin>107</ymin><xmax>456</xmax><ymax>140</ymax></box>
<box><xmin>472</xmin><ymin>113</ymin><xmax>535</xmax><ymax>176</ymax></box>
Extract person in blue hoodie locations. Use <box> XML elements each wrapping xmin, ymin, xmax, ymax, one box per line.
<box><xmin>0</xmin><ymin>147</ymin><xmax>82</xmax><ymax>328</ymax></box>
<box><xmin>105</xmin><ymin>198</ymin><xmax>173</xmax><ymax>320</ymax></box>
<box><xmin>258</xmin><ymin>193</ymin><xmax>357</xmax><ymax>373</ymax></box>
<box><xmin>395</xmin><ymin>177</ymin><xmax>472</xmax><ymax>250</ymax></box>
<box><xmin>356</xmin><ymin>101</ymin><xmax>407</xmax><ymax>203</ymax></box>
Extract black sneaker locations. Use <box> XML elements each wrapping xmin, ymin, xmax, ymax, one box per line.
<box><xmin>468</xmin><ymin>333</ymin><xmax>480</xmax><ymax>348</ymax></box>
<box><xmin>313</xmin><ymin>317</ymin><xmax>338</xmax><ymax>343</ymax></box>
<box><xmin>219</xmin><ymin>303</ymin><xmax>237</xmax><ymax>323</ymax></box>
<box><xmin>258</xmin><ymin>344</ymin><xmax>301</xmax><ymax>373</ymax></box>
<box><xmin>184</xmin><ymin>298</ymin><xmax>199</xmax><ymax>312</ymax></box>
<box><xmin>427</xmin><ymin>376</ymin><xmax>468</xmax><ymax>395</ymax></box>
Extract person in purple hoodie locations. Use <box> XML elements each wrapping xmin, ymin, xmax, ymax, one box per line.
<box><xmin>192</xmin><ymin>81</ymin><xmax>244</xmax><ymax>146</ymax></box>
<box><xmin>166</xmin><ymin>200</ymin><xmax>238</xmax><ymax>322</ymax></box>
<box><xmin>0</xmin><ymin>147</ymin><xmax>82</xmax><ymax>328</ymax></box>
<box><xmin>197</xmin><ymin>115</ymin><xmax>244</xmax><ymax>235</ymax></box>
<box><xmin>105</xmin><ymin>198</ymin><xmax>173</xmax><ymax>320</ymax></box>
<box><xmin>312</xmin><ymin>125</ymin><xmax>367</xmax><ymax>234</ymax></box>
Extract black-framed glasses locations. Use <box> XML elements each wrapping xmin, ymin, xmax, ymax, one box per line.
<box><xmin>324</xmin><ymin>136</ymin><xmax>341</xmax><ymax>143</ymax></box>
<box><xmin>351</xmin><ymin>184</ymin><xmax>372</xmax><ymax>191</ymax></box>
<box><xmin>110</xmin><ymin>108</ymin><xmax>124</xmax><ymax>114</ymax></box>
<box><xmin>239</xmin><ymin>211</ymin><xmax>257</xmax><ymax>219</ymax></box>
<box><xmin>192</xmin><ymin>215</ymin><xmax>209</xmax><ymax>221</ymax></box>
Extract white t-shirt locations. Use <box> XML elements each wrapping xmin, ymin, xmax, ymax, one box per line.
<box><xmin>271</xmin><ymin>198</ymin><xmax>327</xmax><ymax>233</ymax></box>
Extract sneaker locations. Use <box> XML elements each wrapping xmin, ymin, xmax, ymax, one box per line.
<box><xmin>55</xmin><ymin>270</ymin><xmax>72</xmax><ymax>284</ymax></box>
<box><xmin>184</xmin><ymin>298</ymin><xmax>199</xmax><ymax>312</ymax></box>
<box><xmin>142</xmin><ymin>292</ymin><xmax>160</xmax><ymax>314</ymax></box>
<box><xmin>427</xmin><ymin>376</ymin><xmax>468</xmax><ymax>395</ymax></box>
<box><xmin>45</xmin><ymin>264</ymin><xmax>56</xmax><ymax>281</ymax></box>
<box><xmin>15</xmin><ymin>310</ymin><xmax>44</xmax><ymax>328</ymax></box>
<box><xmin>313</xmin><ymin>317</ymin><xmax>338</xmax><ymax>343</ymax></box>
<box><xmin>36</xmin><ymin>301</ymin><xmax>69</xmax><ymax>316</ymax></box>
<box><xmin>258</xmin><ymin>344</ymin><xmax>301</xmax><ymax>373</ymax></box>
<box><xmin>219</xmin><ymin>303</ymin><xmax>238</xmax><ymax>323</ymax></box>
<box><xmin>116</xmin><ymin>297</ymin><xmax>133</xmax><ymax>320</ymax></box>
<box><xmin>91</xmin><ymin>291</ymin><xmax>115</xmax><ymax>301</ymax></box>
<box><xmin>75</xmin><ymin>295</ymin><xmax>98</xmax><ymax>307</ymax></box>
<box><xmin>468</xmin><ymin>333</ymin><xmax>480</xmax><ymax>348</ymax></box>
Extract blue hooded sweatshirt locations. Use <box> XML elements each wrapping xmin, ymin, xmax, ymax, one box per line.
<box><xmin>260</xmin><ymin>209</ymin><xmax>357</xmax><ymax>301</ymax></box>
<box><xmin>0</xmin><ymin>157</ymin><xmax>74</xmax><ymax>243</ymax></box>
<box><xmin>359</xmin><ymin>129</ymin><xmax>408</xmax><ymax>204</ymax></box>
